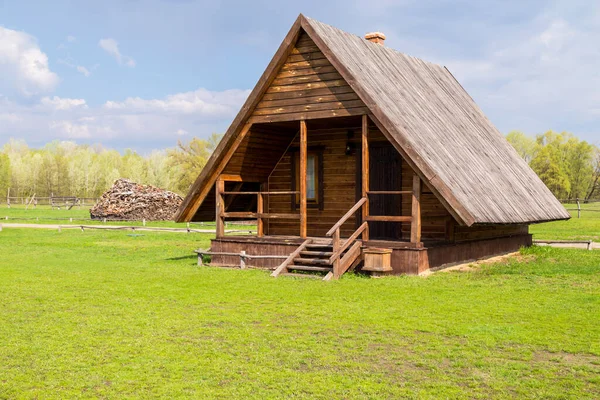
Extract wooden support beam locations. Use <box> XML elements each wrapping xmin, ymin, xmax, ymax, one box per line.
<box><xmin>259</xmin><ymin>213</ymin><xmax>301</xmax><ymax>219</ymax></box>
<box><xmin>362</xmin><ymin>114</ymin><xmax>369</xmax><ymax>241</ymax></box>
<box><xmin>257</xmin><ymin>190</ymin><xmax>264</xmax><ymax>237</ymax></box>
<box><xmin>219</xmin><ymin>174</ymin><xmax>243</xmax><ymax>182</ymax></box>
<box><xmin>411</xmin><ymin>174</ymin><xmax>422</xmax><ymax>243</ymax></box>
<box><xmin>365</xmin><ymin>215</ymin><xmax>412</xmax><ymax>222</ymax></box>
<box><xmin>222</xmin><ymin>212</ymin><xmax>257</xmax><ymax>218</ymax></box>
<box><xmin>299</xmin><ymin>120</ymin><xmax>307</xmax><ymax>238</ymax></box>
<box><xmin>332</xmin><ymin>229</ymin><xmax>340</xmax><ymax>278</ymax></box>
<box><xmin>215</xmin><ymin>178</ymin><xmax>225</xmax><ymax>238</ymax></box>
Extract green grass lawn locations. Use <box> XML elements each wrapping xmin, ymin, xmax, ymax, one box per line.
<box><xmin>0</xmin><ymin>228</ymin><xmax>598</xmax><ymax>398</ymax></box>
<box><xmin>530</xmin><ymin>202</ymin><xmax>600</xmax><ymax>241</ymax></box>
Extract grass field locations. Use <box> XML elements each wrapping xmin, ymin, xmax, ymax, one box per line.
<box><xmin>530</xmin><ymin>202</ymin><xmax>600</xmax><ymax>241</ymax></box>
<box><xmin>0</xmin><ymin>225</ymin><xmax>599</xmax><ymax>398</ymax></box>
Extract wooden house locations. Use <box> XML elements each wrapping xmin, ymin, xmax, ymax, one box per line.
<box><xmin>175</xmin><ymin>15</ymin><xmax>569</xmax><ymax>279</ymax></box>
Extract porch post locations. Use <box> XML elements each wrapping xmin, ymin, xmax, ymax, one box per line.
<box><xmin>362</xmin><ymin>114</ymin><xmax>370</xmax><ymax>241</ymax></box>
<box><xmin>215</xmin><ymin>176</ymin><xmax>225</xmax><ymax>238</ymax></box>
<box><xmin>258</xmin><ymin>182</ymin><xmax>268</xmax><ymax>237</ymax></box>
<box><xmin>299</xmin><ymin>120</ymin><xmax>307</xmax><ymax>238</ymax></box>
<box><xmin>410</xmin><ymin>174</ymin><xmax>422</xmax><ymax>244</ymax></box>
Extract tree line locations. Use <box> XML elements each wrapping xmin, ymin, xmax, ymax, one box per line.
<box><xmin>0</xmin><ymin>134</ymin><xmax>221</xmax><ymax>200</ymax></box>
<box><xmin>0</xmin><ymin>130</ymin><xmax>597</xmax><ymax>203</ymax></box>
<box><xmin>507</xmin><ymin>131</ymin><xmax>600</xmax><ymax>201</ymax></box>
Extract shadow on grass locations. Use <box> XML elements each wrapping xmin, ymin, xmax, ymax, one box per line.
<box><xmin>165</xmin><ymin>254</ymin><xmax>197</xmax><ymax>261</ymax></box>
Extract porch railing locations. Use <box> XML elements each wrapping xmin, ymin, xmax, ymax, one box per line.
<box><xmin>217</xmin><ymin>188</ymin><xmax>300</xmax><ymax>237</ymax></box>
<box><xmin>325</xmin><ymin>197</ymin><xmax>368</xmax><ymax>278</ymax></box>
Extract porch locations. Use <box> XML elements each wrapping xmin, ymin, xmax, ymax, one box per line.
<box><xmin>207</xmin><ymin>115</ymin><xmax>430</xmax><ymax>279</ymax></box>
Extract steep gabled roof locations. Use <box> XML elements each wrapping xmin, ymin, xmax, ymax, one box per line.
<box><xmin>176</xmin><ymin>14</ymin><xmax>570</xmax><ymax>225</ymax></box>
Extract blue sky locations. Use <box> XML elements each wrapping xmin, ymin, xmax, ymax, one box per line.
<box><xmin>0</xmin><ymin>0</ymin><xmax>598</xmax><ymax>152</ymax></box>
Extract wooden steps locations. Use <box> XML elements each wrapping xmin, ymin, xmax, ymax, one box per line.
<box><xmin>300</xmin><ymin>250</ymin><xmax>334</xmax><ymax>257</ymax></box>
<box><xmin>279</xmin><ymin>272</ymin><xmax>323</xmax><ymax>279</ymax></box>
<box><xmin>288</xmin><ymin>241</ymin><xmax>335</xmax><ymax>276</ymax></box>
<box><xmin>293</xmin><ymin>257</ymin><xmax>331</xmax><ymax>265</ymax></box>
<box><xmin>272</xmin><ymin>237</ymin><xmax>363</xmax><ymax>280</ymax></box>
<box><xmin>287</xmin><ymin>265</ymin><xmax>332</xmax><ymax>272</ymax></box>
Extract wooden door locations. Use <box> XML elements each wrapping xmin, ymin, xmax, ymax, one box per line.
<box><xmin>368</xmin><ymin>143</ymin><xmax>403</xmax><ymax>240</ymax></box>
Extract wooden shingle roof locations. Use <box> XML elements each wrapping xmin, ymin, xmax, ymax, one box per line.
<box><xmin>175</xmin><ymin>14</ymin><xmax>569</xmax><ymax>225</ymax></box>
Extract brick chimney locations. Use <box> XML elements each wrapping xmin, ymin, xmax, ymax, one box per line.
<box><xmin>365</xmin><ymin>32</ymin><xmax>386</xmax><ymax>45</ymax></box>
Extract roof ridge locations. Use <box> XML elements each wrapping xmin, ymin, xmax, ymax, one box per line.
<box><xmin>302</xmin><ymin>15</ymin><xmax>446</xmax><ymax>71</ymax></box>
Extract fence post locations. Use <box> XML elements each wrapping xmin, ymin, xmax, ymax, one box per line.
<box><xmin>576</xmin><ymin>198</ymin><xmax>581</xmax><ymax>218</ymax></box>
<box><xmin>240</xmin><ymin>250</ymin><xmax>246</xmax><ymax>269</ymax></box>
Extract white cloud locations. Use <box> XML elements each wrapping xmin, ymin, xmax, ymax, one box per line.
<box><xmin>0</xmin><ymin>26</ymin><xmax>59</xmax><ymax>96</ymax></box>
<box><xmin>0</xmin><ymin>87</ymin><xmax>248</xmax><ymax>148</ymax></box>
<box><xmin>58</xmin><ymin>58</ymin><xmax>92</xmax><ymax>77</ymax></box>
<box><xmin>76</xmin><ymin>65</ymin><xmax>91</xmax><ymax>77</ymax></box>
<box><xmin>66</xmin><ymin>35</ymin><xmax>76</xmax><ymax>43</ymax></box>
<box><xmin>98</xmin><ymin>38</ymin><xmax>136</xmax><ymax>67</ymax></box>
<box><xmin>0</xmin><ymin>113</ymin><xmax>21</xmax><ymax>123</ymax></box>
<box><xmin>40</xmin><ymin>96</ymin><xmax>88</xmax><ymax>110</ymax></box>
<box><xmin>441</xmin><ymin>5</ymin><xmax>600</xmax><ymax>138</ymax></box>
<box><xmin>104</xmin><ymin>88</ymin><xmax>250</xmax><ymax>116</ymax></box>
<box><xmin>49</xmin><ymin>120</ymin><xmax>91</xmax><ymax>139</ymax></box>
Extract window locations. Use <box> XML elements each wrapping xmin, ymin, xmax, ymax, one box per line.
<box><xmin>291</xmin><ymin>148</ymin><xmax>324</xmax><ymax>210</ymax></box>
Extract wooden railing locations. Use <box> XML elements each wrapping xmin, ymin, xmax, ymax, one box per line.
<box><xmin>364</xmin><ymin>174</ymin><xmax>422</xmax><ymax>244</ymax></box>
<box><xmin>217</xmin><ymin>188</ymin><xmax>300</xmax><ymax>237</ymax></box>
<box><xmin>326</xmin><ymin>197</ymin><xmax>368</xmax><ymax>279</ymax></box>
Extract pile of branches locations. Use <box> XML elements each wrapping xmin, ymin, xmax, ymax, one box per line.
<box><xmin>90</xmin><ymin>179</ymin><xmax>183</xmax><ymax>221</ymax></box>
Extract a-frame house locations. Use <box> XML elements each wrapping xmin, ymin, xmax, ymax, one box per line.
<box><xmin>175</xmin><ymin>14</ymin><xmax>569</xmax><ymax>279</ymax></box>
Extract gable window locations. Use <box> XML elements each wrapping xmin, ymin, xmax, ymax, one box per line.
<box><xmin>291</xmin><ymin>147</ymin><xmax>324</xmax><ymax>210</ymax></box>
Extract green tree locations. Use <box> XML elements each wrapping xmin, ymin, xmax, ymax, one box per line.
<box><xmin>167</xmin><ymin>134</ymin><xmax>222</xmax><ymax>194</ymax></box>
<box><xmin>585</xmin><ymin>147</ymin><xmax>600</xmax><ymax>201</ymax></box>
<box><xmin>565</xmin><ymin>138</ymin><xmax>594</xmax><ymax>200</ymax></box>
<box><xmin>506</xmin><ymin>131</ymin><xmax>537</xmax><ymax>163</ymax></box>
<box><xmin>530</xmin><ymin>131</ymin><xmax>571</xmax><ymax>198</ymax></box>
<box><xmin>0</xmin><ymin>153</ymin><xmax>11</xmax><ymax>198</ymax></box>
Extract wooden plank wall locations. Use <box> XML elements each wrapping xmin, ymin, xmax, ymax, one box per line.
<box><xmin>453</xmin><ymin>224</ymin><xmax>529</xmax><ymax>242</ymax></box>
<box><xmin>267</xmin><ymin>127</ymin><xmax>358</xmax><ymax>237</ymax></box>
<box><xmin>249</xmin><ymin>32</ymin><xmax>368</xmax><ymax>124</ymax></box>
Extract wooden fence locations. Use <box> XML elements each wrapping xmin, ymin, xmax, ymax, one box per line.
<box><xmin>2</xmin><ymin>196</ymin><xmax>100</xmax><ymax>208</ymax></box>
<box><xmin>560</xmin><ymin>199</ymin><xmax>600</xmax><ymax>218</ymax></box>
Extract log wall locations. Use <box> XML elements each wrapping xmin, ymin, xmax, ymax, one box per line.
<box><xmin>267</xmin><ymin>126</ymin><xmax>358</xmax><ymax>237</ymax></box>
<box><xmin>249</xmin><ymin>32</ymin><xmax>368</xmax><ymax>124</ymax></box>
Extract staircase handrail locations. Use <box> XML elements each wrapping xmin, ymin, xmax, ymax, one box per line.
<box><xmin>326</xmin><ymin>197</ymin><xmax>367</xmax><ymax>237</ymax></box>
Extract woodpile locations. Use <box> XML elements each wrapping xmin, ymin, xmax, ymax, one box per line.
<box><xmin>90</xmin><ymin>179</ymin><xmax>183</xmax><ymax>221</ymax></box>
